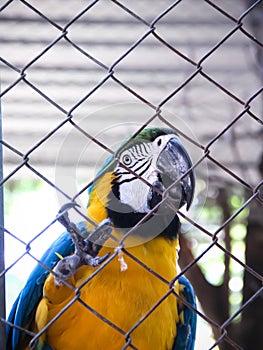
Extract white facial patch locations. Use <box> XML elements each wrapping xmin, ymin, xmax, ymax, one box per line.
<box><xmin>116</xmin><ymin>134</ymin><xmax>176</xmax><ymax>213</ymax></box>
<box><xmin>120</xmin><ymin>165</ymin><xmax>159</xmax><ymax>213</ymax></box>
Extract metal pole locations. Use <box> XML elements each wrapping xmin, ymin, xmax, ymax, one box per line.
<box><xmin>0</xmin><ymin>91</ymin><xmax>6</xmax><ymax>346</ymax></box>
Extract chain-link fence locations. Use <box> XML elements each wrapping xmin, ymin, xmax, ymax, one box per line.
<box><xmin>0</xmin><ymin>0</ymin><xmax>263</xmax><ymax>349</ymax></box>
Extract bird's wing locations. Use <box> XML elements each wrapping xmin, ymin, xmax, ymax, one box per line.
<box><xmin>173</xmin><ymin>275</ymin><xmax>197</xmax><ymax>350</ymax></box>
<box><xmin>6</xmin><ymin>222</ymin><xmax>88</xmax><ymax>350</ymax></box>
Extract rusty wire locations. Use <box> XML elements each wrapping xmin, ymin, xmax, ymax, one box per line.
<box><xmin>0</xmin><ymin>0</ymin><xmax>263</xmax><ymax>349</ymax></box>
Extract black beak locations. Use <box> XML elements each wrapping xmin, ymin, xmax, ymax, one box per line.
<box><xmin>156</xmin><ymin>137</ymin><xmax>195</xmax><ymax>211</ymax></box>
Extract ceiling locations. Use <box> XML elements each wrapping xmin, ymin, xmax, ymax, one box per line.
<box><xmin>1</xmin><ymin>0</ymin><xmax>262</xmax><ymax>202</ymax></box>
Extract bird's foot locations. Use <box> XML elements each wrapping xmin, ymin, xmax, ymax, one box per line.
<box><xmin>54</xmin><ymin>202</ymin><xmax>112</xmax><ymax>286</ymax></box>
<box><xmin>53</xmin><ymin>252</ymin><xmax>110</xmax><ymax>286</ymax></box>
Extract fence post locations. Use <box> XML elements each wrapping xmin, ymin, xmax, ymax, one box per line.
<box><xmin>0</xmin><ymin>90</ymin><xmax>6</xmax><ymax>346</ymax></box>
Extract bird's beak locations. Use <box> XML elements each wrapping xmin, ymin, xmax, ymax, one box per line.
<box><xmin>156</xmin><ymin>137</ymin><xmax>195</xmax><ymax>211</ymax></box>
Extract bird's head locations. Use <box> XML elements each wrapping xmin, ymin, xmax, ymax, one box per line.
<box><xmin>87</xmin><ymin>127</ymin><xmax>195</xmax><ymax>245</ymax></box>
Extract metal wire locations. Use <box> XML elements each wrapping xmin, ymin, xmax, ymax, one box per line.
<box><xmin>0</xmin><ymin>0</ymin><xmax>262</xmax><ymax>349</ymax></box>
<box><xmin>0</xmin><ymin>80</ymin><xmax>6</xmax><ymax>348</ymax></box>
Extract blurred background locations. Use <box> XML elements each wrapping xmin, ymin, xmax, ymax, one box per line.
<box><xmin>1</xmin><ymin>1</ymin><xmax>262</xmax><ymax>349</ymax></box>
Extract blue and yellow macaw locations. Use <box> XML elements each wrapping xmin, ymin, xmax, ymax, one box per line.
<box><xmin>7</xmin><ymin>127</ymin><xmax>197</xmax><ymax>350</ymax></box>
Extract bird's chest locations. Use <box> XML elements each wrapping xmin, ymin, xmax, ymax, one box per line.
<box><xmin>45</xmin><ymin>242</ymin><xmax>179</xmax><ymax>350</ymax></box>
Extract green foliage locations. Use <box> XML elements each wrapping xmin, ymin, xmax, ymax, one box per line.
<box><xmin>190</xmin><ymin>192</ymin><xmax>248</xmax><ymax>289</ymax></box>
<box><xmin>189</xmin><ymin>190</ymin><xmax>249</xmax><ymax>321</ymax></box>
<box><xmin>4</xmin><ymin>179</ymin><xmax>42</xmax><ymax>214</ymax></box>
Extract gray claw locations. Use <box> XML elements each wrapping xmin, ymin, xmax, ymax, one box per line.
<box><xmin>86</xmin><ymin>218</ymin><xmax>112</xmax><ymax>245</ymax></box>
<box><xmin>59</xmin><ymin>202</ymin><xmax>80</xmax><ymax>213</ymax></box>
<box><xmin>54</xmin><ymin>254</ymin><xmax>81</xmax><ymax>286</ymax></box>
<box><xmin>87</xmin><ymin>252</ymin><xmax>111</xmax><ymax>267</ymax></box>
<box><xmin>56</xmin><ymin>202</ymin><xmax>80</xmax><ymax>231</ymax></box>
<box><xmin>54</xmin><ymin>252</ymin><xmax>111</xmax><ymax>286</ymax></box>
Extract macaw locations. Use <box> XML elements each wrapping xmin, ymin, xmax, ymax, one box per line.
<box><xmin>6</xmin><ymin>127</ymin><xmax>197</xmax><ymax>350</ymax></box>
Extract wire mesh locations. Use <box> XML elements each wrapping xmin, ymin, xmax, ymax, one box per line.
<box><xmin>0</xmin><ymin>0</ymin><xmax>263</xmax><ymax>349</ymax></box>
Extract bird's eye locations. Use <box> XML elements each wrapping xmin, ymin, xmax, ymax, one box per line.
<box><xmin>157</xmin><ymin>139</ymin><xmax>162</xmax><ymax>146</ymax></box>
<box><xmin>121</xmin><ymin>154</ymin><xmax>132</xmax><ymax>166</ymax></box>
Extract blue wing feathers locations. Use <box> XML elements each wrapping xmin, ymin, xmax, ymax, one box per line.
<box><xmin>173</xmin><ymin>275</ymin><xmax>197</xmax><ymax>350</ymax></box>
<box><xmin>6</xmin><ymin>226</ymin><xmax>78</xmax><ymax>350</ymax></box>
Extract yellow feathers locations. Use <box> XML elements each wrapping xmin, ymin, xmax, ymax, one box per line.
<box><xmin>87</xmin><ymin>171</ymin><xmax>115</xmax><ymax>228</ymax></box>
<box><xmin>35</xmin><ymin>237</ymin><xmax>180</xmax><ymax>350</ymax></box>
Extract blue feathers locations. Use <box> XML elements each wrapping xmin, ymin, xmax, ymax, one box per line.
<box><xmin>173</xmin><ymin>275</ymin><xmax>197</xmax><ymax>350</ymax></box>
<box><xmin>6</xmin><ymin>223</ymin><xmax>87</xmax><ymax>350</ymax></box>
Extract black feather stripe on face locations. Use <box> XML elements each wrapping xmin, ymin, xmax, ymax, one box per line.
<box><xmin>108</xmin><ymin>174</ymin><xmax>180</xmax><ymax>240</ymax></box>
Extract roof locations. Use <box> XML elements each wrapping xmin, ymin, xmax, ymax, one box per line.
<box><xmin>1</xmin><ymin>0</ymin><xmax>262</xmax><ymax>197</ymax></box>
